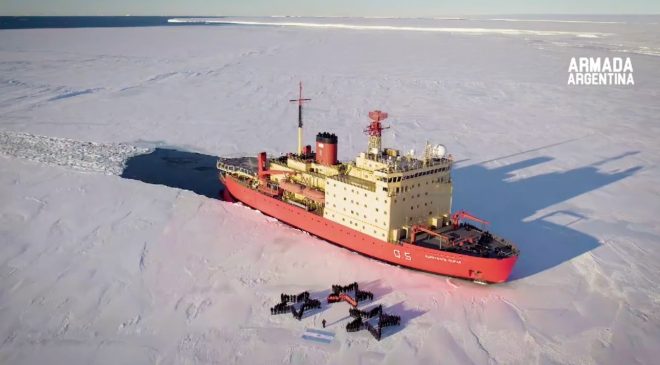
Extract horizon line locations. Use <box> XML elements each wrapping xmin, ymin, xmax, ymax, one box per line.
<box><xmin>2</xmin><ymin>13</ymin><xmax>660</xmax><ymax>17</ymax></box>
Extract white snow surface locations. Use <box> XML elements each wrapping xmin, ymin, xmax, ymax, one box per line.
<box><xmin>1</xmin><ymin>16</ymin><xmax>659</xmax><ymax>365</ymax></box>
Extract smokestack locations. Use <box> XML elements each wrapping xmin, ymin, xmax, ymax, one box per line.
<box><xmin>315</xmin><ymin>132</ymin><xmax>338</xmax><ymax>166</ymax></box>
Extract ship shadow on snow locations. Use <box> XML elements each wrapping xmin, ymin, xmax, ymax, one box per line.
<box><xmin>452</xmin><ymin>150</ymin><xmax>642</xmax><ymax>281</ymax></box>
<box><xmin>121</xmin><ymin>147</ymin><xmax>642</xmax><ymax>282</ymax></box>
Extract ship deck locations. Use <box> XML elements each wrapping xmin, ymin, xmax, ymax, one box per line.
<box><xmin>411</xmin><ymin>224</ymin><xmax>518</xmax><ymax>259</ymax></box>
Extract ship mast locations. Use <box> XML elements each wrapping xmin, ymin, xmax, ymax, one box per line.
<box><xmin>364</xmin><ymin>110</ymin><xmax>389</xmax><ymax>155</ymax></box>
<box><xmin>289</xmin><ymin>82</ymin><xmax>311</xmax><ymax>155</ymax></box>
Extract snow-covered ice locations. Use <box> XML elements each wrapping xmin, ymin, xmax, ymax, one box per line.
<box><xmin>0</xmin><ymin>130</ymin><xmax>149</xmax><ymax>175</ymax></box>
<box><xmin>1</xmin><ymin>16</ymin><xmax>659</xmax><ymax>364</ymax></box>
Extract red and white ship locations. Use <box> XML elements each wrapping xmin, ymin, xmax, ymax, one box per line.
<box><xmin>218</xmin><ymin>83</ymin><xmax>518</xmax><ymax>283</ymax></box>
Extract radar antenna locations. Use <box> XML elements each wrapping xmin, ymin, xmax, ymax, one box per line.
<box><xmin>364</xmin><ymin>110</ymin><xmax>389</xmax><ymax>154</ymax></box>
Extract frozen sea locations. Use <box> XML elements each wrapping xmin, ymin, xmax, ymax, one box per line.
<box><xmin>0</xmin><ymin>15</ymin><xmax>659</xmax><ymax>365</ymax></box>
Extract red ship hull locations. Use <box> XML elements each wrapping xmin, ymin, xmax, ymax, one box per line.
<box><xmin>223</xmin><ymin>175</ymin><xmax>517</xmax><ymax>283</ymax></box>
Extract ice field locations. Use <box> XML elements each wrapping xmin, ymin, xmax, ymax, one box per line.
<box><xmin>1</xmin><ymin>16</ymin><xmax>659</xmax><ymax>364</ymax></box>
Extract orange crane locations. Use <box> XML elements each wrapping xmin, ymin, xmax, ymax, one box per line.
<box><xmin>451</xmin><ymin>210</ymin><xmax>490</xmax><ymax>229</ymax></box>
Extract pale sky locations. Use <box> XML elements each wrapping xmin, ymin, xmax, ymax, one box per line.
<box><xmin>1</xmin><ymin>0</ymin><xmax>659</xmax><ymax>16</ymax></box>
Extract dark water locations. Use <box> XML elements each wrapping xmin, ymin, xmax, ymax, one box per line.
<box><xmin>0</xmin><ymin>16</ymin><xmax>223</xmax><ymax>30</ymax></box>
<box><xmin>121</xmin><ymin>148</ymin><xmax>223</xmax><ymax>199</ymax></box>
